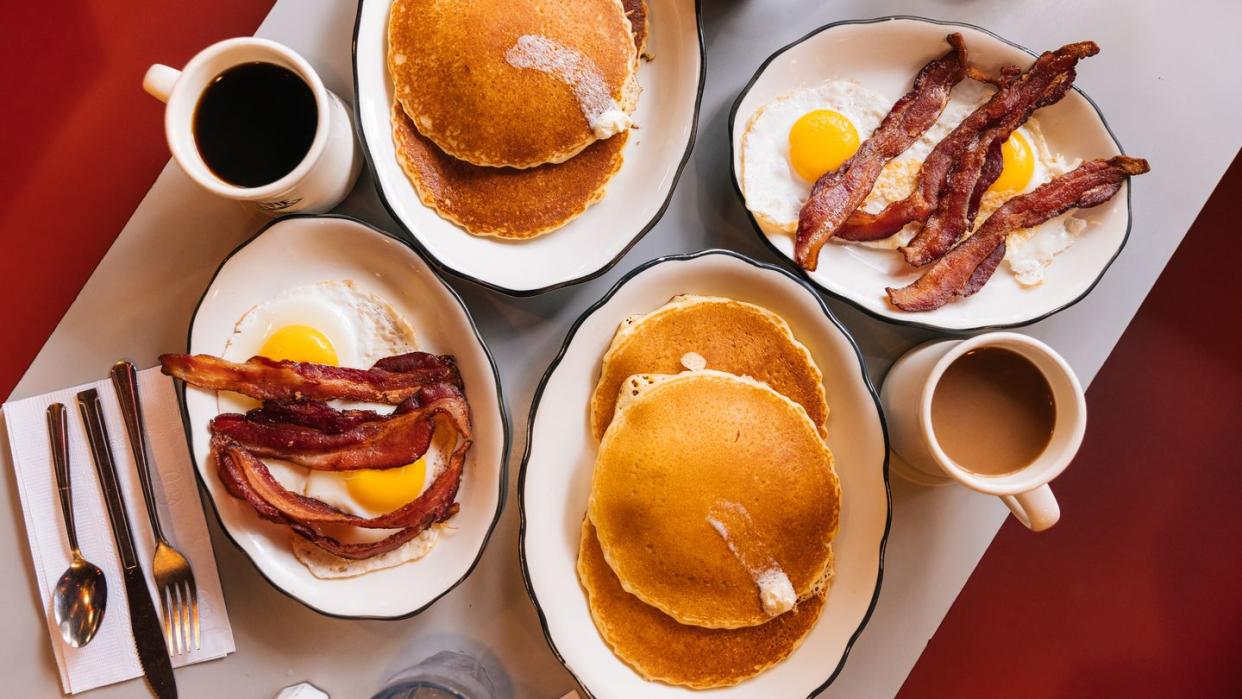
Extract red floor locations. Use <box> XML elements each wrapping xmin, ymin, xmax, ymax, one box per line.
<box><xmin>2</xmin><ymin>3</ymin><xmax>1239</xmax><ymax>696</ymax></box>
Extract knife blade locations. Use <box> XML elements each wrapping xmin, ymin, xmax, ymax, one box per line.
<box><xmin>77</xmin><ymin>389</ymin><xmax>178</xmax><ymax>699</ymax></box>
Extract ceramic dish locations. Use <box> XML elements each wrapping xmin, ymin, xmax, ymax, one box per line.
<box><xmin>519</xmin><ymin>250</ymin><xmax>890</xmax><ymax>696</ymax></box>
<box><xmin>352</xmin><ymin>0</ymin><xmax>705</xmax><ymax>296</ymax></box>
<box><xmin>730</xmin><ymin>16</ymin><xmax>1130</xmax><ymax>332</ymax></box>
<box><xmin>177</xmin><ymin>214</ymin><xmax>508</xmax><ymax>619</ymax></box>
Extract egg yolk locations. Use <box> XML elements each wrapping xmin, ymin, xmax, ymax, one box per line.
<box><xmin>344</xmin><ymin>458</ymin><xmax>427</xmax><ymax>514</ymax></box>
<box><xmin>788</xmin><ymin>109</ymin><xmax>860</xmax><ymax>182</ymax></box>
<box><xmin>988</xmin><ymin>131</ymin><xmax>1035</xmax><ymax>194</ymax></box>
<box><xmin>259</xmin><ymin>325</ymin><xmax>338</xmax><ymax>366</ymax></box>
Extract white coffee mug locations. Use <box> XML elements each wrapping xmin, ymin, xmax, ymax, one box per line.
<box><xmin>143</xmin><ymin>37</ymin><xmax>361</xmax><ymax>213</ymax></box>
<box><xmin>881</xmin><ymin>332</ymin><xmax>1086</xmax><ymax>531</ymax></box>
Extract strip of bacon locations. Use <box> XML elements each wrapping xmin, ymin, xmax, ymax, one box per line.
<box><xmin>213</xmin><ymin>435</ymin><xmax>465</xmax><ymax>559</ymax></box>
<box><xmin>837</xmin><ymin>41</ymin><xmax>1100</xmax><ymax>244</ymax></box>
<box><xmin>969</xmin><ymin>140</ymin><xmax>1005</xmax><ymax>222</ymax></box>
<box><xmin>901</xmin><ymin>69</ymin><xmax>1079</xmax><ymax>266</ymax></box>
<box><xmin>292</xmin><ymin>519</ymin><xmax>454</xmax><ymax>560</ymax></box>
<box><xmin>793</xmin><ymin>34</ymin><xmax>968</xmax><ymax>270</ymax></box>
<box><xmin>160</xmin><ymin>351</ymin><xmax>461</xmax><ymax>404</ymax></box>
<box><xmin>214</xmin><ymin>434</ymin><xmax>466</xmax><ymax>530</ymax></box>
<box><xmin>211</xmin><ymin>383</ymin><xmax>470</xmax><ymax>471</ymax></box>
<box><xmin>244</xmin><ymin>400</ymin><xmax>395</xmax><ymax>434</ymax></box>
<box><xmin>887</xmin><ymin>156</ymin><xmax>1150</xmax><ymax>311</ymax></box>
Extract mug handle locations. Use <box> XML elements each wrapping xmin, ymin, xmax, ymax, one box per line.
<box><xmin>143</xmin><ymin>64</ymin><xmax>181</xmax><ymax>103</ymax></box>
<box><xmin>1001</xmin><ymin>484</ymin><xmax>1060</xmax><ymax>532</ymax></box>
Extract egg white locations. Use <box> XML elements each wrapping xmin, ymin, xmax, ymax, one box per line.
<box><xmin>740</xmin><ymin>80</ymin><xmax>891</xmax><ymax>233</ymax></box>
<box><xmin>222</xmin><ymin>279</ymin><xmax>418</xmax><ymax>374</ymax></box>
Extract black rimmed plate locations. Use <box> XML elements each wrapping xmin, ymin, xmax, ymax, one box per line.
<box><xmin>730</xmin><ymin>16</ymin><xmax>1131</xmax><ymax>333</ymax></box>
<box><xmin>352</xmin><ymin>0</ymin><xmax>705</xmax><ymax>296</ymax></box>
<box><xmin>519</xmin><ymin>249</ymin><xmax>890</xmax><ymax>697</ymax></box>
<box><xmin>177</xmin><ymin>214</ymin><xmax>509</xmax><ymax>619</ymax></box>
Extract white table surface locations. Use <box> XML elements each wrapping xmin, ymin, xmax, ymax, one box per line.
<box><xmin>3</xmin><ymin>0</ymin><xmax>1239</xmax><ymax>697</ymax></box>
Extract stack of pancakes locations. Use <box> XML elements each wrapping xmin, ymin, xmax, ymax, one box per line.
<box><xmin>580</xmin><ymin>295</ymin><xmax>842</xmax><ymax>688</ymax></box>
<box><xmin>387</xmin><ymin>0</ymin><xmax>650</xmax><ymax>239</ymax></box>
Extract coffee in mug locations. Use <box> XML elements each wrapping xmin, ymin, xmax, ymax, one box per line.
<box><xmin>144</xmin><ymin>38</ymin><xmax>360</xmax><ymax>213</ymax></box>
<box><xmin>193</xmin><ymin>62</ymin><xmax>319</xmax><ymax>188</ymax></box>
<box><xmin>880</xmin><ymin>332</ymin><xmax>1087</xmax><ymax>532</ymax></box>
<box><xmin>930</xmin><ymin>347</ymin><xmax>1056</xmax><ymax>477</ymax></box>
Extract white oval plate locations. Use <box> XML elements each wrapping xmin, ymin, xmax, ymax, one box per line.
<box><xmin>352</xmin><ymin>0</ymin><xmax>705</xmax><ymax>296</ymax></box>
<box><xmin>519</xmin><ymin>250</ymin><xmax>890</xmax><ymax>697</ymax></box>
<box><xmin>730</xmin><ymin>16</ymin><xmax>1130</xmax><ymax>332</ymax></box>
<box><xmin>179</xmin><ymin>214</ymin><xmax>508</xmax><ymax>618</ymax></box>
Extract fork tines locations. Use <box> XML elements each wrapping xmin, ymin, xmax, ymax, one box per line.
<box><xmin>156</xmin><ymin>549</ymin><xmax>200</xmax><ymax>655</ymax></box>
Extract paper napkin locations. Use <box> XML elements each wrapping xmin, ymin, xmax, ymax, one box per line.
<box><xmin>4</xmin><ymin>368</ymin><xmax>235</xmax><ymax>694</ymax></box>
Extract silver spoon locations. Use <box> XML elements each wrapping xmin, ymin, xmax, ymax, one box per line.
<box><xmin>47</xmin><ymin>403</ymin><xmax>107</xmax><ymax>647</ymax></box>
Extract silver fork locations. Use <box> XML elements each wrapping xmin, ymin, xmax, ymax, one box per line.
<box><xmin>110</xmin><ymin>360</ymin><xmax>200</xmax><ymax>656</ymax></box>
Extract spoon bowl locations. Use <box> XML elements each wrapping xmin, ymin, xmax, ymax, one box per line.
<box><xmin>47</xmin><ymin>402</ymin><xmax>109</xmax><ymax>648</ymax></box>
<box><xmin>54</xmin><ymin>555</ymin><xmax>107</xmax><ymax>648</ymax></box>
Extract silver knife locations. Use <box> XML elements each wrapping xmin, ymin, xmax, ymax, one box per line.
<box><xmin>77</xmin><ymin>389</ymin><xmax>178</xmax><ymax>699</ymax></box>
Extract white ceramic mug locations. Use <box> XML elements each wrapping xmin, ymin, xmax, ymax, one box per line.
<box><xmin>143</xmin><ymin>37</ymin><xmax>361</xmax><ymax>213</ymax></box>
<box><xmin>881</xmin><ymin>332</ymin><xmax>1086</xmax><ymax>531</ymax></box>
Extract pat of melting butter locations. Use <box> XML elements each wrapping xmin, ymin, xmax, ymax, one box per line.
<box><xmin>707</xmin><ymin>499</ymin><xmax>797</xmax><ymax>618</ymax></box>
<box><xmin>680</xmin><ymin>351</ymin><xmax>707</xmax><ymax>372</ymax></box>
<box><xmin>756</xmin><ymin>568</ymin><xmax>797</xmax><ymax>616</ymax></box>
<box><xmin>505</xmin><ymin>34</ymin><xmax>632</xmax><ymax>141</ymax></box>
<box><xmin>590</xmin><ymin>106</ymin><xmax>633</xmax><ymax>140</ymax></box>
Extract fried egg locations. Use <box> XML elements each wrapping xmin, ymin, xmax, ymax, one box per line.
<box><xmin>222</xmin><ymin>279</ymin><xmax>418</xmax><ymax>376</ymax></box>
<box><xmin>217</xmin><ymin>280</ymin><xmax>449</xmax><ymax>578</ymax></box>
<box><xmin>740</xmin><ymin>80</ymin><xmax>890</xmax><ymax>233</ymax></box>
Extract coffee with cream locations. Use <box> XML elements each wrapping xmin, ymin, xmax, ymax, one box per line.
<box><xmin>930</xmin><ymin>347</ymin><xmax>1055</xmax><ymax>476</ymax></box>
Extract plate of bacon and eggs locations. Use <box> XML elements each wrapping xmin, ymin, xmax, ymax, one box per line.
<box><xmin>731</xmin><ymin>16</ymin><xmax>1148</xmax><ymax>332</ymax></box>
<box><xmin>165</xmin><ymin>214</ymin><xmax>508</xmax><ymax>619</ymax></box>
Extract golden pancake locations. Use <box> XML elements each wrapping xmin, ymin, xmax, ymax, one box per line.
<box><xmin>589</xmin><ymin>370</ymin><xmax>840</xmax><ymax>629</ymax></box>
<box><xmin>388</xmin><ymin>0</ymin><xmax>639</xmax><ymax>169</ymax></box>
<box><xmin>589</xmin><ymin>295</ymin><xmax>829</xmax><ymax>441</ymax></box>
<box><xmin>391</xmin><ymin>103</ymin><xmax>627</xmax><ymax>239</ymax></box>
<box><xmin>621</xmin><ymin>0</ymin><xmax>650</xmax><ymax>58</ymax></box>
<box><xmin>577</xmin><ymin>519</ymin><xmax>828</xmax><ymax>689</ymax></box>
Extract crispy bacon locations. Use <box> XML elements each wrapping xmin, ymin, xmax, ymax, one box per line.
<box><xmin>213</xmin><ymin>434</ymin><xmax>465</xmax><ymax>530</ymax></box>
<box><xmin>902</xmin><ymin>69</ymin><xmax>1079</xmax><ymax>266</ymax></box>
<box><xmin>159</xmin><ymin>351</ymin><xmax>461</xmax><ymax>405</ymax></box>
<box><xmin>213</xmin><ymin>435</ymin><xmax>465</xmax><ymax>559</ymax></box>
<box><xmin>969</xmin><ymin>139</ymin><xmax>1005</xmax><ymax>221</ymax></box>
<box><xmin>178</xmin><ymin>347</ymin><xmax>477</xmax><ymax>560</ymax></box>
<box><xmin>837</xmin><ymin>41</ymin><xmax>1100</xmax><ymax>244</ymax></box>
<box><xmin>887</xmin><ymin>156</ymin><xmax>1149</xmax><ymax>311</ymax></box>
<box><xmin>793</xmin><ymin>34</ymin><xmax>968</xmax><ymax>270</ymax></box>
<box><xmin>245</xmin><ymin>400</ymin><xmax>401</xmax><ymax>433</ymax></box>
<box><xmin>210</xmin><ymin>383</ymin><xmax>470</xmax><ymax>471</ymax></box>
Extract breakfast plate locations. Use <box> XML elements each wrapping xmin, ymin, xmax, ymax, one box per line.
<box><xmin>176</xmin><ymin>214</ymin><xmax>508</xmax><ymax>618</ymax></box>
<box><xmin>352</xmin><ymin>0</ymin><xmax>705</xmax><ymax>295</ymax></box>
<box><xmin>730</xmin><ymin>16</ymin><xmax>1131</xmax><ymax>332</ymax></box>
<box><xmin>519</xmin><ymin>250</ymin><xmax>890</xmax><ymax>696</ymax></box>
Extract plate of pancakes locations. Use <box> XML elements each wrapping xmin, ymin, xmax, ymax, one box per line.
<box><xmin>520</xmin><ymin>250</ymin><xmax>890</xmax><ymax>695</ymax></box>
<box><xmin>730</xmin><ymin>16</ymin><xmax>1136</xmax><ymax>332</ymax></box>
<box><xmin>176</xmin><ymin>214</ymin><xmax>509</xmax><ymax>618</ymax></box>
<box><xmin>353</xmin><ymin>0</ymin><xmax>704</xmax><ymax>295</ymax></box>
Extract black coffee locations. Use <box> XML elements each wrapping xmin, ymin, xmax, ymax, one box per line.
<box><xmin>193</xmin><ymin>62</ymin><xmax>317</xmax><ymax>188</ymax></box>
